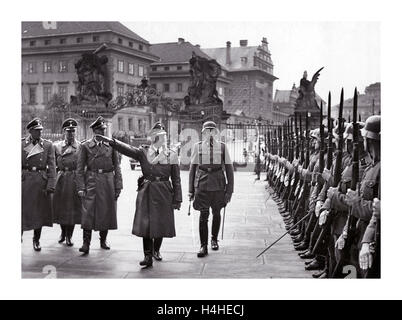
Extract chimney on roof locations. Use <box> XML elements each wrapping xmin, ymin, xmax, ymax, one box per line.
<box><xmin>262</xmin><ymin>37</ymin><xmax>268</xmax><ymax>44</ymax></box>
<box><xmin>178</xmin><ymin>37</ymin><xmax>185</xmax><ymax>44</ymax></box>
<box><xmin>226</xmin><ymin>41</ymin><xmax>231</xmax><ymax>65</ymax></box>
<box><xmin>240</xmin><ymin>40</ymin><xmax>248</xmax><ymax>47</ymax></box>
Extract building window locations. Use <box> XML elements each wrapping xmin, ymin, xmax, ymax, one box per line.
<box><xmin>118</xmin><ymin>38</ymin><xmax>123</xmax><ymax>45</ymax></box>
<box><xmin>76</xmin><ymin>37</ymin><xmax>83</xmax><ymax>43</ymax></box>
<box><xmin>29</xmin><ymin>40</ymin><xmax>36</xmax><ymax>47</ymax></box>
<box><xmin>164</xmin><ymin>66</ymin><xmax>170</xmax><ymax>71</ymax></box>
<box><xmin>58</xmin><ymin>86</ymin><xmax>68</xmax><ymax>102</ymax></box>
<box><xmin>27</xmin><ymin>62</ymin><xmax>36</xmax><ymax>74</ymax></box>
<box><xmin>118</xmin><ymin>117</ymin><xmax>124</xmax><ymax>131</ymax></box>
<box><xmin>43</xmin><ymin>86</ymin><xmax>52</xmax><ymax>104</ymax></box>
<box><xmin>129</xmin><ymin>41</ymin><xmax>133</xmax><ymax>48</ymax></box>
<box><xmin>218</xmin><ymin>87</ymin><xmax>223</xmax><ymax>96</ymax></box>
<box><xmin>128</xmin><ymin>118</ymin><xmax>133</xmax><ymax>131</ymax></box>
<box><xmin>127</xmin><ymin>85</ymin><xmax>135</xmax><ymax>93</ymax></box>
<box><xmin>163</xmin><ymin>84</ymin><xmax>170</xmax><ymax>92</ymax></box>
<box><xmin>59</xmin><ymin>61</ymin><xmax>68</xmax><ymax>72</ymax></box>
<box><xmin>44</xmin><ymin>39</ymin><xmax>51</xmax><ymax>45</ymax></box>
<box><xmin>117</xmin><ymin>84</ymin><xmax>124</xmax><ymax>97</ymax></box>
<box><xmin>241</xmin><ymin>57</ymin><xmax>248</xmax><ymax>64</ymax></box>
<box><xmin>29</xmin><ymin>86</ymin><xmax>37</xmax><ymax>104</ymax></box>
<box><xmin>43</xmin><ymin>61</ymin><xmax>52</xmax><ymax>73</ymax></box>
<box><xmin>177</xmin><ymin>83</ymin><xmax>183</xmax><ymax>92</ymax></box>
<box><xmin>138</xmin><ymin>65</ymin><xmax>144</xmax><ymax>77</ymax></box>
<box><xmin>93</xmin><ymin>35</ymin><xmax>99</xmax><ymax>42</ymax></box>
<box><xmin>117</xmin><ymin>60</ymin><xmax>124</xmax><ymax>73</ymax></box>
<box><xmin>128</xmin><ymin>63</ymin><xmax>135</xmax><ymax>75</ymax></box>
<box><xmin>151</xmin><ymin>66</ymin><xmax>157</xmax><ymax>72</ymax></box>
<box><xmin>60</xmin><ymin>38</ymin><xmax>66</xmax><ymax>44</ymax></box>
<box><xmin>139</xmin><ymin>44</ymin><xmax>143</xmax><ymax>51</ymax></box>
<box><xmin>177</xmin><ymin>66</ymin><xmax>182</xmax><ymax>71</ymax></box>
<box><xmin>138</xmin><ymin>119</ymin><xmax>144</xmax><ymax>132</ymax></box>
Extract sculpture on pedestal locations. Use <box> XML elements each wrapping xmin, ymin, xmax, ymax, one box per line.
<box><xmin>70</xmin><ymin>44</ymin><xmax>112</xmax><ymax>106</ymax></box>
<box><xmin>295</xmin><ymin>67</ymin><xmax>324</xmax><ymax>110</ymax></box>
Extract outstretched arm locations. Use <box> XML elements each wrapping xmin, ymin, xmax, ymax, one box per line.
<box><xmin>95</xmin><ymin>135</ymin><xmax>142</xmax><ymax>160</ymax></box>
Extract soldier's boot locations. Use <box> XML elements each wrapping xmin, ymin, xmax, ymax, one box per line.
<box><xmin>33</xmin><ymin>228</ymin><xmax>42</xmax><ymax>252</ymax></box>
<box><xmin>58</xmin><ymin>225</ymin><xmax>67</xmax><ymax>244</ymax></box>
<box><xmin>100</xmin><ymin>230</ymin><xmax>110</xmax><ymax>250</ymax></box>
<box><xmin>305</xmin><ymin>256</ymin><xmax>325</xmax><ymax>271</ymax></box>
<box><xmin>153</xmin><ymin>238</ymin><xmax>163</xmax><ymax>261</ymax></box>
<box><xmin>211</xmin><ymin>209</ymin><xmax>221</xmax><ymax>251</ymax></box>
<box><xmin>197</xmin><ymin>210</ymin><xmax>209</xmax><ymax>258</ymax></box>
<box><xmin>79</xmin><ymin>229</ymin><xmax>91</xmax><ymax>254</ymax></box>
<box><xmin>140</xmin><ymin>238</ymin><xmax>153</xmax><ymax>267</ymax></box>
<box><xmin>66</xmin><ymin>225</ymin><xmax>74</xmax><ymax>247</ymax></box>
<box><xmin>312</xmin><ymin>269</ymin><xmax>327</xmax><ymax>278</ymax></box>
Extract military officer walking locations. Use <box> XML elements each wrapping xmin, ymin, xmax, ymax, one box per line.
<box><xmin>189</xmin><ymin>121</ymin><xmax>234</xmax><ymax>258</ymax></box>
<box><xmin>22</xmin><ymin>118</ymin><xmax>56</xmax><ymax>251</ymax></box>
<box><xmin>76</xmin><ymin>116</ymin><xmax>123</xmax><ymax>254</ymax></box>
<box><xmin>96</xmin><ymin>122</ymin><xmax>182</xmax><ymax>268</ymax></box>
<box><xmin>53</xmin><ymin>118</ymin><xmax>82</xmax><ymax>246</ymax></box>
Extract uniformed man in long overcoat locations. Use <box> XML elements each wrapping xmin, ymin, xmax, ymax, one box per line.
<box><xmin>189</xmin><ymin>121</ymin><xmax>234</xmax><ymax>258</ymax></box>
<box><xmin>76</xmin><ymin>116</ymin><xmax>123</xmax><ymax>254</ymax></box>
<box><xmin>96</xmin><ymin>122</ymin><xmax>182</xmax><ymax>268</ymax></box>
<box><xmin>53</xmin><ymin>118</ymin><xmax>82</xmax><ymax>247</ymax></box>
<box><xmin>22</xmin><ymin>118</ymin><xmax>56</xmax><ymax>251</ymax></box>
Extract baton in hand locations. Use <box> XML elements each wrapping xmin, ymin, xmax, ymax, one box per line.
<box><xmin>188</xmin><ymin>196</ymin><xmax>193</xmax><ymax>216</ymax></box>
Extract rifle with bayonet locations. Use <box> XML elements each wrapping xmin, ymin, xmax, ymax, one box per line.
<box><xmin>331</xmin><ymin>88</ymin><xmax>359</xmax><ymax>278</ymax></box>
<box><xmin>312</xmin><ymin>89</ymin><xmax>345</xmax><ymax>255</ymax></box>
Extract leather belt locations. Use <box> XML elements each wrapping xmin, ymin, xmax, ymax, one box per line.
<box><xmin>144</xmin><ymin>176</ymin><xmax>169</xmax><ymax>182</ymax></box>
<box><xmin>23</xmin><ymin>166</ymin><xmax>46</xmax><ymax>172</ymax></box>
<box><xmin>199</xmin><ymin>166</ymin><xmax>222</xmax><ymax>173</ymax></box>
<box><xmin>88</xmin><ymin>168</ymin><xmax>114</xmax><ymax>173</ymax></box>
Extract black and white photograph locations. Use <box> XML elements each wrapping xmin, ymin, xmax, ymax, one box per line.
<box><xmin>2</xmin><ymin>0</ymin><xmax>401</xmax><ymax>302</ymax></box>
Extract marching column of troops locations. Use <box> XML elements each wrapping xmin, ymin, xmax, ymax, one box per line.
<box><xmin>22</xmin><ymin>116</ymin><xmax>233</xmax><ymax>268</ymax></box>
<box><xmin>262</xmin><ymin>88</ymin><xmax>380</xmax><ymax>278</ymax></box>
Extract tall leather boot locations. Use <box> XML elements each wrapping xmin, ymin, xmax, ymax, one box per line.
<box><xmin>140</xmin><ymin>238</ymin><xmax>153</xmax><ymax>267</ymax></box>
<box><xmin>79</xmin><ymin>229</ymin><xmax>92</xmax><ymax>254</ymax></box>
<box><xmin>100</xmin><ymin>230</ymin><xmax>110</xmax><ymax>250</ymax></box>
<box><xmin>66</xmin><ymin>225</ymin><xmax>74</xmax><ymax>247</ymax></box>
<box><xmin>211</xmin><ymin>209</ymin><xmax>221</xmax><ymax>251</ymax></box>
<box><xmin>153</xmin><ymin>238</ymin><xmax>163</xmax><ymax>261</ymax></box>
<box><xmin>33</xmin><ymin>228</ymin><xmax>42</xmax><ymax>252</ymax></box>
<box><xmin>58</xmin><ymin>225</ymin><xmax>67</xmax><ymax>244</ymax></box>
<box><xmin>198</xmin><ymin>210</ymin><xmax>209</xmax><ymax>257</ymax></box>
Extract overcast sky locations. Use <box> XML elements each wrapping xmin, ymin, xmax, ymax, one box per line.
<box><xmin>124</xmin><ymin>21</ymin><xmax>380</xmax><ymax>103</ymax></box>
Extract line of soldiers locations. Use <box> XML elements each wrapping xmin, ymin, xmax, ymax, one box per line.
<box><xmin>263</xmin><ymin>89</ymin><xmax>380</xmax><ymax>278</ymax></box>
<box><xmin>22</xmin><ymin>116</ymin><xmax>233</xmax><ymax>268</ymax></box>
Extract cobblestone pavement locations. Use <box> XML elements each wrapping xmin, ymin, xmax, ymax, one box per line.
<box><xmin>22</xmin><ymin>157</ymin><xmax>313</xmax><ymax>279</ymax></box>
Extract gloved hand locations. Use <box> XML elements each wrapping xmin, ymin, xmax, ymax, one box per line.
<box><xmin>78</xmin><ymin>190</ymin><xmax>86</xmax><ymax>198</ymax></box>
<box><xmin>44</xmin><ymin>188</ymin><xmax>55</xmax><ymax>196</ymax></box>
<box><xmin>359</xmin><ymin>243</ymin><xmax>373</xmax><ymax>270</ymax></box>
<box><xmin>327</xmin><ymin>187</ymin><xmax>337</xmax><ymax>200</ymax></box>
<box><xmin>335</xmin><ymin>234</ymin><xmax>346</xmax><ymax>250</ymax></box>
<box><xmin>224</xmin><ymin>192</ymin><xmax>232</xmax><ymax>205</ymax></box>
<box><xmin>115</xmin><ymin>189</ymin><xmax>121</xmax><ymax>200</ymax></box>
<box><xmin>172</xmin><ymin>202</ymin><xmax>181</xmax><ymax>210</ymax></box>
<box><xmin>345</xmin><ymin>189</ymin><xmax>359</xmax><ymax>207</ymax></box>
<box><xmin>315</xmin><ymin>201</ymin><xmax>323</xmax><ymax>217</ymax></box>
<box><xmin>319</xmin><ymin>210</ymin><xmax>329</xmax><ymax>226</ymax></box>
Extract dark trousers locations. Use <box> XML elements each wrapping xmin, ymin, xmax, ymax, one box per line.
<box><xmin>21</xmin><ymin>228</ymin><xmax>42</xmax><ymax>241</ymax></box>
<box><xmin>60</xmin><ymin>225</ymin><xmax>75</xmax><ymax>238</ymax></box>
<box><xmin>82</xmin><ymin>229</ymin><xmax>108</xmax><ymax>244</ymax></box>
<box><xmin>199</xmin><ymin>209</ymin><xmax>221</xmax><ymax>246</ymax></box>
<box><xmin>143</xmin><ymin>237</ymin><xmax>163</xmax><ymax>257</ymax></box>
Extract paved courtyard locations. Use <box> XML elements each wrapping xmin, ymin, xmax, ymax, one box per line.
<box><xmin>22</xmin><ymin>157</ymin><xmax>313</xmax><ymax>279</ymax></box>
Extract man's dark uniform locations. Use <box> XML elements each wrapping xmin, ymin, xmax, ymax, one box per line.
<box><xmin>189</xmin><ymin>121</ymin><xmax>234</xmax><ymax>257</ymax></box>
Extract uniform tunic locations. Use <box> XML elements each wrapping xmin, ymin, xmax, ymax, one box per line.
<box><xmin>111</xmin><ymin>140</ymin><xmax>182</xmax><ymax>238</ymax></box>
<box><xmin>76</xmin><ymin>137</ymin><xmax>123</xmax><ymax>231</ymax></box>
<box><xmin>53</xmin><ymin>139</ymin><xmax>82</xmax><ymax>225</ymax></box>
<box><xmin>21</xmin><ymin>137</ymin><xmax>56</xmax><ymax>231</ymax></box>
<box><xmin>189</xmin><ymin>140</ymin><xmax>234</xmax><ymax>211</ymax></box>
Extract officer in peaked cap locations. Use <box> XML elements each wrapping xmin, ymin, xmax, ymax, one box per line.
<box><xmin>76</xmin><ymin>115</ymin><xmax>123</xmax><ymax>254</ymax></box>
<box><xmin>189</xmin><ymin>120</ymin><xmax>234</xmax><ymax>258</ymax></box>
<box><xmin>94</xmin><ymin>121</ymin><xmax>182</xmax><ymax>268</ymax></box>
<box><xmin>53</xmin><ymin>118</ymin><xmax>82</xmax><ymax>247</ymax></box>
<box><xmin>22</xmin><ymin>118</ymin><xmax>56</xmax><ymax>251</ymax></box>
